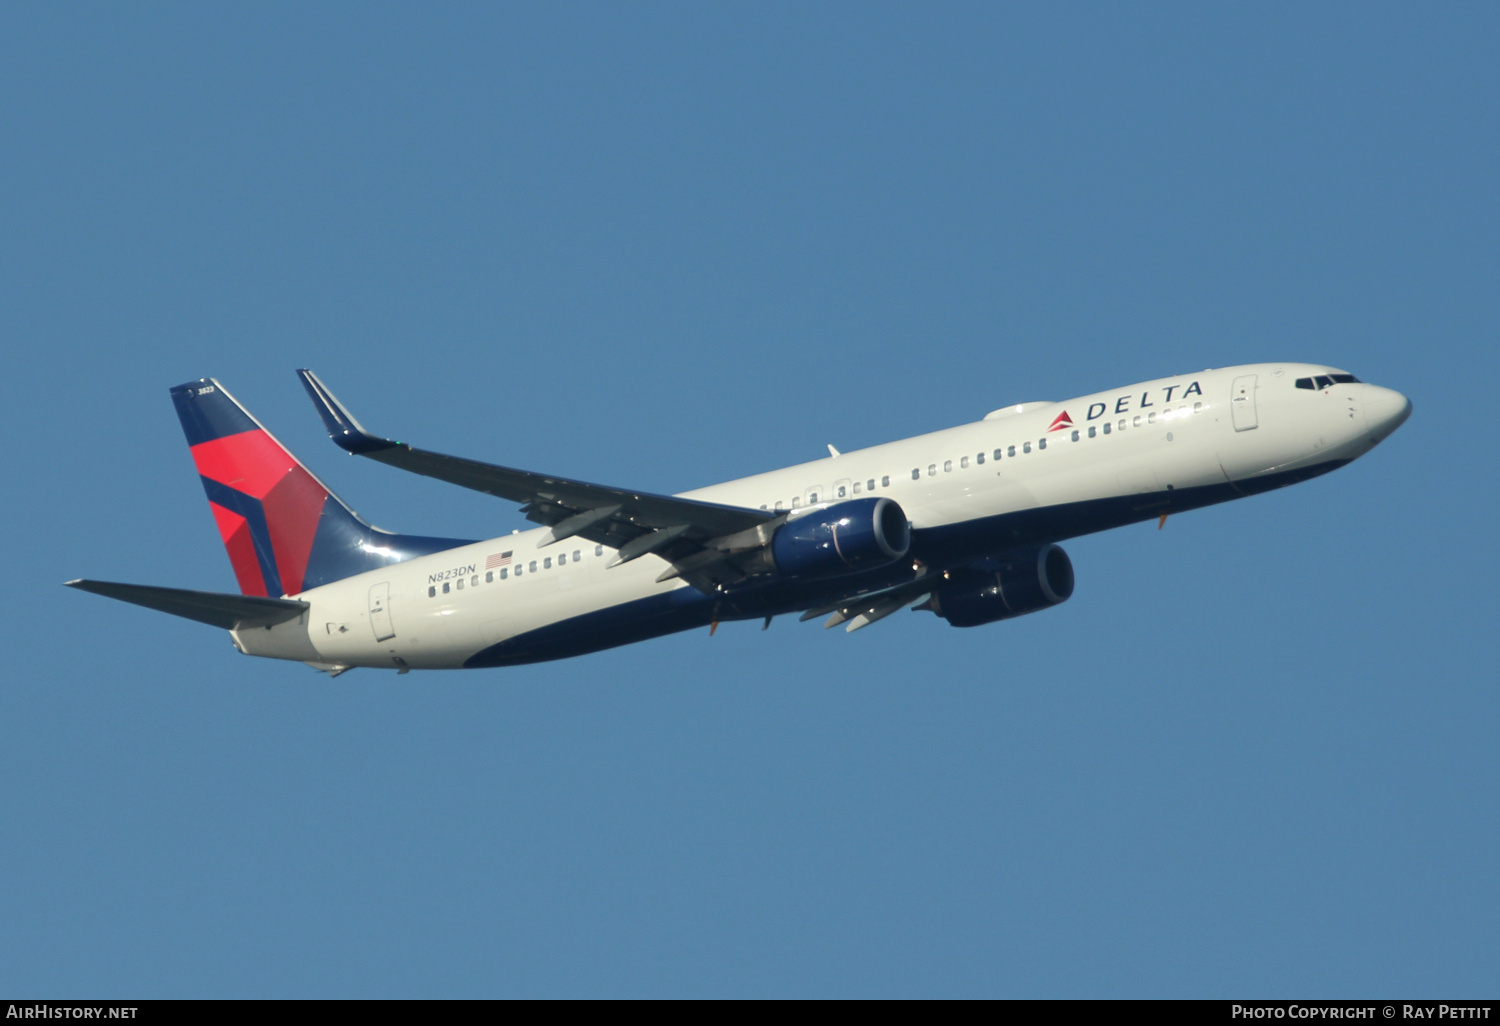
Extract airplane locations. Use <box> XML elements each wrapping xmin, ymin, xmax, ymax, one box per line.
<box><xmin>67</xmin><ymin>364</ymin><xmax>1411</xmax><ymax>673</ymax></box>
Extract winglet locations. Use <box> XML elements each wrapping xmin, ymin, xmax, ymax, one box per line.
<box><xmin>296</xmin><ymin>370</ymin><xmax>400</xmax><ymax>454</ymax></box>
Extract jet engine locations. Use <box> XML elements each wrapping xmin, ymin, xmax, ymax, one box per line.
<box><xmin>769</xmin><ymin>497</ymin><xmax>911</xmax><ymax>578</ymax></box>
<box><xmin>921</xmin><ymin>544</ymin><xmax>1074</xmax><ymax>627</ymax></box>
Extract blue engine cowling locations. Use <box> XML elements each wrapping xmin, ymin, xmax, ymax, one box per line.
<box><xmin>922</xmin><ymin>544</ymin><xmax>1075</xmax><ymax>627</ymax></box>
<box><xmin>771</xmin><ymin>497</ymin><xmax>911</xmax><ymax>578</ymax></box>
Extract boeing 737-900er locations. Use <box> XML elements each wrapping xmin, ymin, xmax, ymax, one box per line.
<box><xmin>67</xmin><ymin>364</ymin><xmax>1410</xmax><ymax>673</ymax></box>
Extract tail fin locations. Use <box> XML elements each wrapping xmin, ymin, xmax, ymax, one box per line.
<box><xmin>171</xmin><ymin>378</ymin><xmax>472</xmax><ymax>597</ymax></box>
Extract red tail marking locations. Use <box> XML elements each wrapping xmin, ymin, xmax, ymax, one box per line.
<box><xmin>261</xmin><ymin>472</ymin><xmax>327</xmax><ymax>595</ymax></box>
<box><xmin>209</xmin><ymin>502</ymin><xmax>269</xmax><ymax>597</ymax></box>
<box><xmin>190</xmin><ymin>430</ymin><xmax>303</xmax><ymax>500</ymax></box>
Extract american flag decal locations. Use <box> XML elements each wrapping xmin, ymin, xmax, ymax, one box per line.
<box><xmin>486</xmin><ymin>551</ymin><xmax>513</xmax><ymax>569</ymax></box>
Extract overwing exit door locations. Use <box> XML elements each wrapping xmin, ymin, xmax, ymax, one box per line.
<box><xmin>1231</xmin><ymin>375</ymin><xmax>1258</xmax><ymax>431</ymax></box>
<box><xmin>369</xmin><ymin>582</ymin><xmax>395</xmax><ymax>642</ymax></box>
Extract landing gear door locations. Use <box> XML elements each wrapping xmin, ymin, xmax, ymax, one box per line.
<box><xmin>1231</xmin><ymin>374</ymin><xmax>1258</xmax><ymax>432</ymax></box>
<box><xmin>369</xmin><ymin>582</ymin><xmax>396</xmax><ymax>642</ymax></box>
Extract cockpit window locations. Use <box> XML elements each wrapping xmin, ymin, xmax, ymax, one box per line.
<box><xmin>1298</xmin><ymin>373</ymin><xmax>1361</xmax><ymax>390</ymax></box>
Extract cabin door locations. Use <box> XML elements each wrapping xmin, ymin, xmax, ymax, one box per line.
<box><xmin>368</xmin><ymin>582</ymin><xmax>396</xmax><ymax>642</ymax></box>
<box><xmin>1230</xmin><ymin>375</ymin><xmax>1259</xmax><ymax>431</ymax></box>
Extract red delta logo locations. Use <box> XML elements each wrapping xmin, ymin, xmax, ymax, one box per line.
<box><xmin>1047</xmin><ymin>410</ymin><xmax>1074</xmax><ymax>432</ymax></box>
<box><xmin>190</xmin><ymin>429</ymin><xmax>328</xmax><ymax>597</ymax></box>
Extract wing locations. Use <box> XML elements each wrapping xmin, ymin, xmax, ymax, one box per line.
<box><xmin>297</xmin><ymin>370</ymin><xmax>779</xmax><ymax>589</ymax></box>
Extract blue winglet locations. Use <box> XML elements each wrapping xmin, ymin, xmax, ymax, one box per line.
<box><xmin>296</xmin><ymin>370</ymin><xmax>400</xmax><ymax>454</ymax></box>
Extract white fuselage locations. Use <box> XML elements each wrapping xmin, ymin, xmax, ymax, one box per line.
<box><xmin>232</xmin><ymin>363</ymin><xmax>1409</xmax><ymax>671</ymax></box>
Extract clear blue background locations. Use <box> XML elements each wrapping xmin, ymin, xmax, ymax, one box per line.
<box><xmin>2</xmin><ymin>2</ymin><xmax>1495</xmax><ymax>998</ymax></box>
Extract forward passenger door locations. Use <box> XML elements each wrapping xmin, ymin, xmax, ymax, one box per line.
<box><xmin>1231</xmin><ymin>375</ymin><xmax>1258</xmax><ymax>431</ymax></box>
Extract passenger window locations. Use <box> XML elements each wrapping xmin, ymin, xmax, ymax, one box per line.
<box><xmin>976</xmin><ymin>452</ymin><xmax>985</xmax><ymax>465</ymax></box>
<box><xmin>881</xmin><ymin>476</ymin><xmax>889</xmax><ymax>487</ymax></box>
<box><xmin>1071</xmin><ymin>429</ymin><xmax>1080</xmax><ymax>441</ymax></box>
<box><xmin>1119</xmin><ymin>419</ymin><xmax>1127</xmax><ymax>431</ymax></box>
<box><xmin>500</xmin><ymin>568</ymin><xmax>508</xmax><ymax>579</ymax></box>
<box><xmin>428</xmin><ymin>586</ymin><xmax>436</xmax><ymax>598</ymax></box>
<box><xmin>852</xmin><ymin>481</ymin><xmax>861</xmax><ymax>494</ymax></box>
<box><xmin>1193</xmin><ymin>402</ymin><xmax>1203</xmax><ymax>412</ymax></box>
<box><xmin>1103</xmin><ymin>422</ymin><xmax>1111</xmax><ymax>434</ymax></box>
<box><xmin>1088</xmin><ymin>426</ymin><xmax>1096</xmax><ymax>438</ymax></box>
<box><xmin>595</xmin><ymin>545</ymin><xmax>604</xmax><ymax>556</ymax></box>
<box><xmin>775</xmin><ymin>500</ymin><xmax>785</xmax><ymax>510</ymax></box>
<box><xmin>837</xmin><ymin>485</ymin><xmax>846</xmax><ymax>497</ymax></box>
<box><xmin>472</xmin><ymin>575</ymin><xmax>479</xmax><ymax>587</ymax></box>
<box><xmin>960</xmin><ymin>456</ymin><xmax>969</xmax><ymax>468</ymax></box>
<box><xmin>928</xmin><ymin>464</ymin><xmax>937</xmax><ymax>476</ymax></box>
<box><xmin>558</xmin><ymin>553</ymin><xmax>566</xmax><ymax>565</ymax></box>
<box><xmin>485</xmin><ymin>571</ymin><xmax>493</xmax><ymax>583</ymax></box>
<box><xmin>1133</xmin><ymin>415</ymin><xmax>1142</xmax><ymax>427</ymax></box>
<box><xmin>543</xmin><ymin>557</ymin><xmax>551</xmax><ymax>569</ymax></box>
<box><xmin>791</xmin><ymin>499</ymin><xmax>800</xmax><ymax>508</ymax></box>
<box><xmin>808</xmin><ymin>492</ymin><xmax>817</xmax><ymax>503</ymax></box>
<box><xmin>1296</xmin><ymin>377</ymin><xmax>1315</xmax><ymax>390</ymax></box>
<box><xmin>514</xmin><ymin>566</ymin><xmax>521</xmax><ymax>577</ymax></box>
<box><xmin>442</xmin><ymin>582</ymin><xmax>450</xmax><ymax>594</ymax></box>
<box><xmin>574</xmin><ymin>550</ymin><xmax>581</xmax><ymax>562</ymax></box>
<box><xmin>1148</xmin><ymin>412</ymin><xmax>1156</xmax><ymax>424</ymax></box>
<box><xmin>943</xmin><ymin>460</ymin><xmax>952</xmax><ymax>472</ymax></box>
<box><xmin>760</xmin><ymin>504</ymin><xmax>768</xmax><ymax>510</ymax></box>
<box><xmin>911</xmin><ymin>468</ymin><xmax>920</xmax><ymax>480</ymax></box>
<box><xmin>1037</xmin><ymin>438</ymin><xmax>1046</xmax><ymax>450</ymax></box>
<box><xmin>529</xmin><ymin>561</ymin><xmax>538</xmax><ymax>573</ymax></box>
<box><xmin>1007</xmin><ymin>446</ymin><xmax>1015</xmax><ymax>458</ymax></box>
<box><xmin>456</xmin><ymin>578</ymin><xmax>464</xmax><ymax>590</ymax></box>
<box><xmin>1022</xmin><ymin>442</ymin><xmax>1031</xmax><ymax>453</ymax></box>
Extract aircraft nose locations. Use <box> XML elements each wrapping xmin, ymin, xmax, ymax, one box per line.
<box><xmin>1361</xmin><ymin>385</ymin><xmax>1412</xmax><ymax>443</ymax></box>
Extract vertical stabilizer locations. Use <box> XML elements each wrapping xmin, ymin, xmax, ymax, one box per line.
<box><xmin>170</xmin><ymin>378</ymin><xmax>472</xmax><ymax>597</ymax></box>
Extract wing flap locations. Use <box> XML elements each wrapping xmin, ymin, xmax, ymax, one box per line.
<box><xmin>797</xmin><ymin>572</ymin><xmax>936</xmax><ymax>633</ymax></box>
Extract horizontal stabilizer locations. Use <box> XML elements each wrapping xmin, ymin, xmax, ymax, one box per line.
<box><xmin>66</xmin><ymin>579</ymin><xmax>310</xmax><ymax>630</ymax></box>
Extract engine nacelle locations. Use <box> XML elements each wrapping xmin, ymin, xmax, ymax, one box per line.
<box><xmin>923</xmin><ymin>544</ymin><xmax>1075</xmax><ymax>627</ymax></box>
<box><xmin>770</xmin><ymin>497</ymin><xmax>910</xmax><ymax>578</ymax></box>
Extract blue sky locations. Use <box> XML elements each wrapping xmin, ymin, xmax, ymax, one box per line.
<box><xmin>2</xmin><ymin>2</ymin><xmax>1496</xmax><ymax>997</ymax></box>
